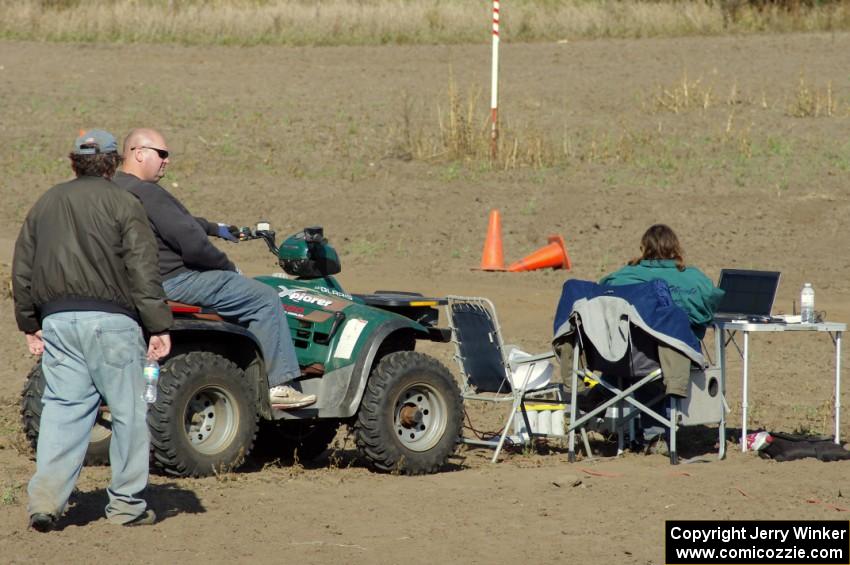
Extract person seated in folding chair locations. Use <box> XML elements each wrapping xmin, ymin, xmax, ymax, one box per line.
<box><xmin>554</xmin><ymin>276</ymin><xmax>724</xmax><ymax>463</ymax></box>
<box><xmin>595</xmin><ymin>223</ymin><xmax>724</xmax><ymax>452</ymax></box>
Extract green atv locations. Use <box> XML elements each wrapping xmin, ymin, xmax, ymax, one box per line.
<box><xmin>20</xmin><ymin>225</ymin><xmax>463</xmax><ymax>476</ymax></box>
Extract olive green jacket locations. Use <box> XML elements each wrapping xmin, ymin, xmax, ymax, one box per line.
<box><xmin>600</xmin><ymin>259</ymin><xmax>724</xmax><ymax>335</ymax></box>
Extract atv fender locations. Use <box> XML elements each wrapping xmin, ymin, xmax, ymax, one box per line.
<box><xmin>170</xmin><ymin>317</ymin><xmax>263</xmax><ymax>350</ymax></box>
<box><xmin>341</xmin><ymin>318</ymin><xmax>423</xmax><ymax>417</ymax></box>
<box><xmin>168</xmin><ymin>318</ymin><xmax>268</xmax><ymax>404</ymax></box>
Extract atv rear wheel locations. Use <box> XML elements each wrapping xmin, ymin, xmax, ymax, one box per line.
<box><xmin>354</xmin><ymin>351</ymin><xmax>462</xmax><ymax>474</ymax></box>
<box><xmin>256</xmin><ymin>419</ymin><xmax>340</xmax><ymax>462</ymax></box>
<box><xmin>149</xmin><ymin>352</ymin><xmax>258</xmax><ymax>477</ymax></box>
<box><xmin>20</xmin><ymin>363</ymin><xmax>111</xmax><ymax>465</ymax></box>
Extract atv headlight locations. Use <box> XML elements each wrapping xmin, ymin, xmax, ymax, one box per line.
<box><xmin>280</xmin><ymin>258</ymin><xmax>319</xmax><ymax>278</ymax></box>
<box><xmin>277</xmin><ymin>226</ymin><xmax>342</xmax><ymax>278</ymax></box>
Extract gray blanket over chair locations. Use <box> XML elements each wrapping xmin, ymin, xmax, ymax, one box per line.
<box><xmin>554</xmin><ymin>294</ymin><xmax>705</xmax><ymax>397</ymax></box>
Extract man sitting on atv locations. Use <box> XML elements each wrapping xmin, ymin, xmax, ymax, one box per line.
<box><xmin>113</xmin><ymin>128</ymin><xmax>315</xmax><ymax>409</ymax></box>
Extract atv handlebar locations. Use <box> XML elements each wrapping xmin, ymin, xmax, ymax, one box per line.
<box><xmin>236</xmin><ymin>223</ymin><xmax>279</xmax><ymax>255</ymax></box>
<box><xmin>236</xmin><ymin>223</ymin><xmax>331</xmax><ymax>269</ymax></box>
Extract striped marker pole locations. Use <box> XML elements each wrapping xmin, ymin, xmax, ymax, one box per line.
<box><xmin>490</xmin><ymin>0</ymin><xmax>500</xmax><ymax>160</ymax></box>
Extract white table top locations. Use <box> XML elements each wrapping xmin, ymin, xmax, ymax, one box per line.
<box><xmin>713</xmin><ymin>320</ymin><xmax>846</xmax><ymax>332</ymax></box>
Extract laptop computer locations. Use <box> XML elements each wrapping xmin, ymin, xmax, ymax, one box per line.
<box><xmin>714</xmin><ymin>269</ymin><xmax>782</xmax><ymax>323</ymax></box>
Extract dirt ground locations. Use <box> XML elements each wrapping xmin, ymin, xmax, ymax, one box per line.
<box><xmin>1</xmin><ymin>33</ymin><xmax>850</xmax><ymax>564</ymax></box>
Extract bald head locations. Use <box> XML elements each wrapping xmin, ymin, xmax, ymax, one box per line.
<box><xmin>121</xmin><ymin>128</ymin><xmax>170</xmax><ymax>183</ymax></box>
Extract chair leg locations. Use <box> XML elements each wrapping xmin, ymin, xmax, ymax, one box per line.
<box><xmin>492</xmin><ymin>376</ymin><xmax>533</xmax><ymax>463</ymax></box>
<box><xmin>492</xmin><ymin>397</ymin><xmax>522</xmax><ymax>463</ymax></box>
<box><xmin>669</xmin><ymin>397</ymin><xmax>679</xmax><ymax>465</ymax></box>
<box><xmin>568</xmin><ymin>347</ymin><xmax>580</xmax><ymax>462</ymax></box>
<box><xmin>580</xmin><ymin>427</ymin><xmax>592</xmax><ymax>458</ymax></box>
<box><xmin>616</xmin><ymin>376</ymin><xmax>625</xmax><ymax>455</ymax></box>
<box><xmin>567</xmin><ymin>412</ymin><xmax>591</xmax><ymax>462</ymax></box>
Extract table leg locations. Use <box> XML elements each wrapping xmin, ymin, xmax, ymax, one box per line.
<box><xmin>835</xmin><ymin>331</ymin><xmax>842</xmax><ymax>445</ymax></box>
<box><xmin>742</xmin><ymin>331</ymin><xmax>749</xmax><ymax>452</ymax></box>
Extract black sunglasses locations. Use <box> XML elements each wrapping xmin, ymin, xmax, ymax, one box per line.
<box><xmin>131</xmin><ymin>146</ymin><xmax>169</xmax><ymax>159</ymax></box>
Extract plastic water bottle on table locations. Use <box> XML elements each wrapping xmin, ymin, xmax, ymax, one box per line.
<box><xmin>800</xmin><ymin>283</ymin><xmax>815</xmax><ymax>324</ymax></box>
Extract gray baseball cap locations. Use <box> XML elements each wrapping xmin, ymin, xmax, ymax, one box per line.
<box><xmin>73</xmin><ymin>129</ymin><xmax>118</xmax><ymax>155</ymax></box>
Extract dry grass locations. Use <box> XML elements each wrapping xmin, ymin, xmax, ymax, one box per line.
<box><xmin>1</xmin><ymin>483</ymin><xmax>22</xmax><ymax>506</ymax></box>
<box><xmin>395</xmin><ymin>76</ymin><xmax>580</xmax><ymax>170</ymax></box>
<box><xmin>652</xmin><ymin>71</ymin><xmax>847</xmax><ymax>118</ymax></box>
<box><xmin>787</xmin><ymin>75</ymin><xmax>839</xmax><ymax>117</ymax></box>
<box><xmin>1</xmin><ymin>263</ymin><xmax>12</xmax><ymax>300</ymax></box>
<box><xmin>3</xmin><ymin>0</ymin><xmax>850</xmax><ymax>46</ymax></box>
<box><xmin>387</xmin><ymin>67</ymin><xmax>849</xmax><ymax>186</ymax></box>
<box><xmin>653</xmin><ymin>72</ymin><xmax>714</xmax><ymax>114</ymax></box>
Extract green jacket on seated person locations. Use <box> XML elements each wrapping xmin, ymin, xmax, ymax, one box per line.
<box><xmin>600</xmin><ymin>259</ymin><xmax>724</xmax><ymax>338</ymax></box>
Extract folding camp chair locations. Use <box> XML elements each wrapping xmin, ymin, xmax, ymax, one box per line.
<box><xmin>563</xmin><ymin>312</ymin><xmax>727</xmax><ymax>465</ymax></box>
<box><xmin>445</xmin><ymin>295</ymin><xmax>590</xmax><ymax>462</ymax></box>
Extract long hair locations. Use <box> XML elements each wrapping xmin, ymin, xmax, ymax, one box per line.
<box><xmin>628</xmin><ymin>223</ymin><xmax>686</xmax><ymax>271</ymax></box>
<box><xmin>69</xmin><ymin>152</ymin><xmax>123</xmax><ymax>179</ymax></box>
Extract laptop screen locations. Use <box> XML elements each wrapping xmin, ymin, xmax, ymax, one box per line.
<box><xmin>716</xmin><ymin>269</ymin><xmax>781</xmax><ymax>318</ymax></box>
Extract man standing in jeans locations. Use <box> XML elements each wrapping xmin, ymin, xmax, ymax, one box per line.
<box><xmin>112</xmin><ymin>128</ymin><xmax>315</xmax><ymax>409</ymax></box>
<box><xmin>13</xmin><ymin>130</ymin><xmax>173</xmax><ymax>531</ymax></box>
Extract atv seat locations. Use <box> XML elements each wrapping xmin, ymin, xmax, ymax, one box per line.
<box><xmin>167</xmin><ymin>301</ymin><xmax>325</xmax><ymax>378</ymax></box>
<box><xmin>167</xmin><ymin>300</ymin><xmax>224</xmax><ymax>321</ymax></box>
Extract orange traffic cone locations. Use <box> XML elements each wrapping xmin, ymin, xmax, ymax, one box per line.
<box><xmin>507</xmin><ymin>235</ymin><xmax>572</xmax><ymax>272</ymax></box>
<box><xmin>477</xmin><ymin>209</ymin><xmax>506</xmax><ymax>271</ymax></box>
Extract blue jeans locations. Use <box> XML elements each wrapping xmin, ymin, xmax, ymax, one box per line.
<box><xmin>163</xmin><ymin>270</ymin><xmax>300</xmax><ymax>386</ymax></box>
<box><xmin>28</xmin><ymin>312</ymin><xmax>150</xmax><ymax>524</ymax></box>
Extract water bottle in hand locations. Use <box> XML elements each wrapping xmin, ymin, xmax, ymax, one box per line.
<box><xmin>800</xmin><ymin>283</ymin><xmax>815</xmax><ymax>324</ymax></box>
<box><xmin>143</xmin><ymin>360</ymin><xmax>160</xmax><ymax>404</ymax></box>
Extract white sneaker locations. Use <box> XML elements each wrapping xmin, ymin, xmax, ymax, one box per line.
<box><xmin>269</xmin><ymin>385</ymin><xmax>316</xmax><ymax>409</ymax></box>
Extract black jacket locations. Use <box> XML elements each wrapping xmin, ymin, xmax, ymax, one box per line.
<box><xmin>12</xmin><ymin>175</ymin><xmax>173</xmax><ymax>334</ymax></box>
<box><xmin>113</xmin><ymin>171</ymin><xmax>236</xmax><ymax>280</ymax></box>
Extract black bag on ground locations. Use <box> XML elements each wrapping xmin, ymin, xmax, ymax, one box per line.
<box><xmin>761</xmin><ymin>432</ymin><xmax>850</xmax><ymax>462</ymax></box>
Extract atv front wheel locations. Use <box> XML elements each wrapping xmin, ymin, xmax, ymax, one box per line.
<box><xmin>354</xmin><ymin>351</ymin><xmax>462</xmax><ymax>474</ymax></box>
<box><xmin>149</xmin><ymin>352</ymin><xmax>258</xmax><ymax>477</ymax></box>
<box><xmin>20</xmin><ymin>363</ymin><xmax>112</xmax><ymax>465</ymax></box>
